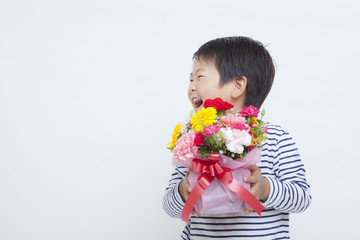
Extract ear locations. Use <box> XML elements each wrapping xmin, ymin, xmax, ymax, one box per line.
<box><xmin>231</xmin><ymin>76</ymin><xmax>247</xmax><ymax>99</ymax></box>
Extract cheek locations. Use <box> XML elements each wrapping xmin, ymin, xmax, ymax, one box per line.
<box><xmin>197</xmin><ymin>82</ymin><xmax>210</xmax><ymax>95</ymax></box>
<box><xmin>201</xmin><ymin>84</ymin><xmax>218</xmax><ymax>99</ymax></box>
<box><xmin>187</xmin><ymin>86</ymin><xmax>192</xmax><ymax>101</ymax></box>
<box><xmin>220</xmin><ymin>90</ymin><xmax>233</xmax><ymax>103</ymax></box>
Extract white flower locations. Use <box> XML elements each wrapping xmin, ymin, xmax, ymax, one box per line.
<box><xmin>221</xmin><ymin>128</ymin><xmax>252</xmax><ymax>154</ymax></box>
<box><xmin>180</xmin><ymin>121</ymin><xmax>190</xmax><ymax>134</ymax></box>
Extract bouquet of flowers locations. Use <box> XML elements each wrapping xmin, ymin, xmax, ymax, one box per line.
<box><xmin>168</xmin><ymin>98</ymin><xmax>268</xmax><ymax>223</ymax></box>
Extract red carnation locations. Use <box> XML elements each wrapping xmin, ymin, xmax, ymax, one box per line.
<box><xmin>194</xmin><ymin>133</ymin><xmax>204</xmax><ymax>146</ymax></box>
<box><xmin>248</xmin><ymin>131</ymin><xmax>257</xmax><ymax>138</ymax></box>
<box><xmin>204</xmin><ymin>98</ymin><xmax>234</xmax><ymax>110</ymax></box>
<box><xmin>248</xmin><ymin>145</ymin><xmax>255</xmax><ymax>150</ymax></box>
<box><xmin>239</xmin><ymin>105</ymin><xmax>260</xmax><ymax>117</ymax></box>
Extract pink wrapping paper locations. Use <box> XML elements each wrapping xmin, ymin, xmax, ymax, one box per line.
<box><xmin>188</xmin><ymin>148</ymin><xmax>261</xmax><ymax>215</ymax></box>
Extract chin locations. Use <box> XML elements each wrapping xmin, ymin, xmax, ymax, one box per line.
<box><xmin>195</xmin><ymin>104</ymin><xmax>204</xmax><ymax>112</ymax></box>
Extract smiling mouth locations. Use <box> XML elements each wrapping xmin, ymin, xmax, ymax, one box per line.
<box><xmin>192</xmin><ymin>98</ymin><xmax>203</xmax><ymax>109</ymax></box>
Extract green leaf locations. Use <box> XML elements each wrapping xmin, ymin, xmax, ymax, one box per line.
<box><xmin>217</xmin><ymin>110</ymin><xmax>226</xmax><ymax>118</ymax></box>
<box><xmin>261</xmin><ymin>109</ymin><xmax>265</xmax><ymax>120</ymax></box>
<box><xmin>246</xmin><ymin>117</ymin><xmax>251</xmax><ymax>125</ymax></box>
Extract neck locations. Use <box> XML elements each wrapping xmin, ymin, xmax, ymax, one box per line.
<box><xmin>231</xmin><ymin>94</ymin><xmax>246</xmax><ymax>110</ymax></box>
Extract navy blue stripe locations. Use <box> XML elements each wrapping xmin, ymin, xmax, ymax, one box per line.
<box><xmin>273</xmin><ymin>148</ymin><xmax>297</xmax><ymax>159</ymax></box>
<box><xmin>181</xmin><ymin>226</ymin><xmax>190</xmax><ymax>239</ymax></box>
<box><xmin>261</xmin><ymin>154</ymin><xmax>273</xmax><ymax>158</ymax></box>
<box><xmin>277</xmin><ymin>137</ymin><xmax>292</xmax><ymax>145</ymax></box>
<box><xmin>194</xmin><ymin>212</ymin><xmax>285</xmax><ymax>220</ymax></box>
<box><xmin>278</xmin><ymin>164</ymin><xmax>304</xmax><ymax>173</ymax></box>
<box><xmin>173</xmin><ymin>191</ymin><xmax>184</xmax><ymax>207</ymax></box>
<box><xmin>266</xmin><ymin>132</ymin><xmax>282</xmax><ymax>137</ymax></box>
<box><xmin>270</xmin><ymin>179</ymin><xmax>280</xmax><ymax>205</ymax></box>
<box><xmin>281</xmin><ymin>171</ymin><xmax>306</xmax><ymax>181</ymax></box>
<box><xmin>278</xmin><ymin>158</ymin><xmax>301</xmax><ymax>167</ymax></box>
<box><xmin>191</xmin><ymin>230</ymin><xmax>289</xmax><ymax>238</ymax></box>
<box><xmin>190</xmin><ymin>224</ymin><xmax>289</xmax><ymax>232</ymax></box>
<box><xmin>165</xmin><ymin>200</ymin><xmax>178</xmax><ymax>217</ymax></box>
<box><xmin>191</xmin><ymin>218</ymin><xmax>289</xmax><ymax>226</ymax></box>
<box><xmin>266</xmin><ymin>127</ymin><xmax>286</xmax><ymax>134</ymax></box>
<box><xmin>262</xmin><ymin>148</ymin><xmax>278</xmax><ymax>152</ymax></box>
<box><xmin>259</xmin><ymin>165</ymin><xmax>273</xmax><ymax>170</ymax></box>
<box><xmin>262</xmin><ymin>142</ymin><xmax>277</xmax><ymax>147</ymax></box>
<box><xmin>266</xmin><ymin>137</ymin><xmax>279</xmax><ymax>142</ymax></box>
<box><xmin>278</xmin><ymin>143</ymin><xmax>296</xmax><ymax>151</ymax></box>
<box><xmin>283</xmin><ymin>184</ymin><xmax>295</xmax><ymax>210</ymax></box>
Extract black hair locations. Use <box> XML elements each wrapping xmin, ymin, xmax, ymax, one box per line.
<box><xmin>193</xmin><ymin>36</ymin><xmax>275</xmax><ymax>108</ymax></box>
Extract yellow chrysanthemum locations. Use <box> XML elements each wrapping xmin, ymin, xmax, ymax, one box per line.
<box><xmin>190</xmin><ymin>107</ymin><xmax>217</xmax><ymax>132</ymax></box>
<box><xmin>251</xmin><ymin>117</ymin><xmax>258</xmax><ymax>125</ymax></box>
<box><xmin>167</xmin><ymin>123</ymin><xmax>182</xmax><ymax>151</ymax></box>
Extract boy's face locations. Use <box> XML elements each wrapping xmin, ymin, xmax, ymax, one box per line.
<box><xmin>188</xmin><ymin>59</ymin><xmax>234</xmax><ymax>111</ymax></box>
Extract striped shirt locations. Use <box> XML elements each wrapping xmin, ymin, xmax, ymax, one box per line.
<box><xmin>163</xmin><ymin>124</ymin><xmax>312</xmax><ymax>239</ymax></box>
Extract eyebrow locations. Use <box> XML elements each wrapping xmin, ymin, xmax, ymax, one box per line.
<box><xmin>190</xmin><ymin>68</ymin><xmax>206</xmax><ymax>76</ymax></box>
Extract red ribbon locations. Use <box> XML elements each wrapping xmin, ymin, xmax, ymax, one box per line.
<box><xmin>181</xmin><ymin>153</ymin><xmax>265</xmax><ymax>224</ymax></box>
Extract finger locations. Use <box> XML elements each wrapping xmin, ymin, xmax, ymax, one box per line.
<box><xmin>183</xmin><ymin>169</ymin><xmax>192</xmax><ymax>193</ymax></box>
<box><xmin>185</xmin><ymin>169</ymin><xmax>193</xmax><ymax>192</ymax></box>
<box><xmin>244</xmin><ymin>208</ymin><xmax>254</xmax><ymax>215</ymax></box>
<box><xmin>247</xmin><ymin>164</ymin><xmax>259</xmax><ymax>172</ymax></box>
<box><xmin>186</xmin><ymin>182</ymin><xmax>192</xmax><ymax>192</ymax></box>
<box><xmin>243</xmin><ymin>175</ymin><xmax>258</xmax><ymax>184</ymax></box>
<box><xmin>249</xmin><ymin>187</ymin><xmax>260</xmax><ymax>199</ymax></box>
<box><xmin>191</xmin><ymin>209</ymin><xmax>201</xmax><ymax>217</ymax></box>
<box><xmin>185</xmin><ymin>169</ymin><xmax>192</xmax><ymax>179</ymax></box>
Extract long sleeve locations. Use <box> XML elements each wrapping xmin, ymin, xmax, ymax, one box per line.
<box><xmin>162</xmin><ymin>166</ymin><xmax>188</xmax><ymax>218</ymax></box>
<box><xmin>260</xmin><ymin>126</ymin><xmax>312</xmax><ymax>213</ymax></box>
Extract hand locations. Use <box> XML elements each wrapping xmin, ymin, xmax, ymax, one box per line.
<box><xmin>243</xmin><ymin>164</ymin><xmax>270</xmax><ymax>214</ymax></box>
<box><xmin>179</xmin><ymin>169</ymin><xmax>200</xmax><ymax>216</ymax></box>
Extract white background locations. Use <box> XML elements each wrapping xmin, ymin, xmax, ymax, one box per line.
<box><xmin>1</xmin><ymin>0</ymin><xmax>359</xmax><ymax>239</ymax></box>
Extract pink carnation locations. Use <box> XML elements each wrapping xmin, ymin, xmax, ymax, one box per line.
<box><xmin>203</xmin><ymin>125</ymin><xmax>221</xmax><ymax>137</ymax></box>
<box><xmin>173</xmin><ymin>130</ymin><xmax>198</xmax><ymax>162</ymax></box>
<box><xmin>233</xmin><ymin>123</ymin><xmax>249</xmax><ymax>131</ymax></box>
<box><xmin>220</xmin><ymin>113</ymin><xmax>246</xmax><ymax>128</ymax></box>
<box><xmin>239</xmin><ymin>105</ymin><xmax>260</xmax><ymax>117</ymax></box>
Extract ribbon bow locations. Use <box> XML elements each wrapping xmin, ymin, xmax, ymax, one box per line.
<box><xmin>181</xmin><ymin>153</ymin><xmax>265</xmax><ymax>224</ymax></box>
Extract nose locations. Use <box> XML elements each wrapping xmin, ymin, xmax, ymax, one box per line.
<box><xmin>189</xmin><ymin>81</ymin><xmax>196</xmax><ymax>92</ymax></box>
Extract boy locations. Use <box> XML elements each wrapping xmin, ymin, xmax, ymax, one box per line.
<box><xmin>163</xmin><ymin>36</ymin><xmax>311</xmax><ymax>239</ymax></box>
